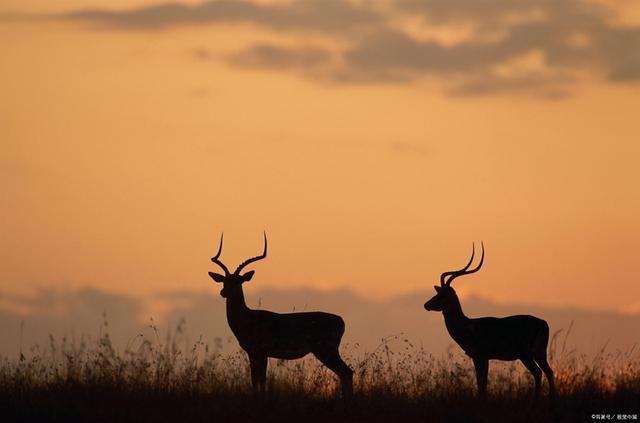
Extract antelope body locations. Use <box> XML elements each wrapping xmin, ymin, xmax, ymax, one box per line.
<box><xmin>208</xmin><ymin>233</ymin><xmax>353</xmax><ymax>397</ymax></box>
<box><xmin>424</xmin><ymin>243</ymin><xmax>556</xmax><ymax>398</ymax></box>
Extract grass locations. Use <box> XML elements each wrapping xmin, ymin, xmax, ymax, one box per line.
<box><xmin>1</xmin><ymin>318</ymin><xmax>638</xmax><ymax>422</ymax></box>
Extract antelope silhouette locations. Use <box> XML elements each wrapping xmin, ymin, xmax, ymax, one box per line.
<box><xmin>424</xmin><ymin>243</ymin><xmax>556</xmax><ymax>399</ymax></box>
<box><xmin>207</xmin><ymin>233</ymin><xmax>353</xmax><ymax>397</ymax></box>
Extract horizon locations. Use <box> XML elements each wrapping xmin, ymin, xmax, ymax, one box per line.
<box><xmin>2</xmin><ymin>284</ymin><xmax>639</xmax><ymax>360</ymax></box>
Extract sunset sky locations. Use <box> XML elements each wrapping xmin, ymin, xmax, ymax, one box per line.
<box><xmin>2</xmin><ymin>0</ymin><xmax>640</xmax><ymax>318</ymax></box>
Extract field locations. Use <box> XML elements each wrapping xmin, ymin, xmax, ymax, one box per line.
<box><xmin>1</xmin><ymin>320</ymin><xmax>638</xmax><ymax>422</ymax></box>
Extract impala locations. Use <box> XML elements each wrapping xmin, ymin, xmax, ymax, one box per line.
<box><xmin>207</xmin><ymin>233</ymin><xmax>353</xmax><ymax>397</ymax></box>
<box><xmin>424</xmin><ymin>243</ymin><xmax>556</xmax><ymax>399</ymax></box>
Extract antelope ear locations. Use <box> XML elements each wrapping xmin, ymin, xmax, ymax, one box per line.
<box><xmin>434</xmin><ymin>285</ymin><xmax>442</xmax><ymax>293</ymax></box>
<box><xmin>208</xmin><ymin>272</ymin><xmax>226</xmax><ymax>283</ymax></box>
<box><xmin>242</xmin><ymin>271</ymin><xmax>255</xmax><ymax>282</ymax></box>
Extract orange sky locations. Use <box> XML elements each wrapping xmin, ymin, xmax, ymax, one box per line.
<box><xmin>1</xmin><ymin>0</ymin><xmax>640</xmax><ymax>314</ymax></box>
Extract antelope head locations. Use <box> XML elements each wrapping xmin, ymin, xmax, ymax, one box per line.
<box><xmin>208</xmin><ymin>232</ymin><xmax>267</xmax><ymax>298</ymax></box>
<box><xmin>424</xmin><ymin>242</ymin><xmax>484</xmax><ymax>312</ymax></box>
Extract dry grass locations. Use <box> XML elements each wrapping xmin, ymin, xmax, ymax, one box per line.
<box><xmin>1</xmin><ymin>319</ymin><xmax>638</xmax><ymax>422</ymax></box>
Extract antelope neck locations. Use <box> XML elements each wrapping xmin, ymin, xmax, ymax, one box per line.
<box><xmin>226</xmin><ymin>287</ymin><xmax>250</xmax><ymax>317</ymax></box>
<box><xmin>442</xmin><ymin>294</ymin><xmax>469</xmax><ymax>331</ymax></box>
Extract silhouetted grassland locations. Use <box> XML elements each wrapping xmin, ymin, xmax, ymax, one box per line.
<box><xmin>1</xmin><ymin>320</ymin><xmax>638</xmax><ymax>422</ymax></box>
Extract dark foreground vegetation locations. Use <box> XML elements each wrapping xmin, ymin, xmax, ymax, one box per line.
<box><xmin>1</xmin><ymin>320</ymin><xmax>638</xmax><ymax>422</ymax></box>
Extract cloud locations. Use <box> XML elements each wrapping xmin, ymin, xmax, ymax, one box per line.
<box><xmin>337</xmin><ymin>15</ymin><xmax>635</xmax><ymax>90</ymax></box>
<box><xmin>63</xmin><ymin>0</ymin><xmax>380</xmax><ymax>33</ymax></box>
<box><xmin>448</xmin><ymin>73</ymin><xmax>573</xmax><ymax>99</ymax></box>
<box><xmin>228</xmin><ymin>44</ymin><xmax>332</xmax><ymax>70</ymax></box>
<box><xmin>2</xmin><ymin>286</ymin><xmax>639</xmax><ymax>359</ymax></box>
<box><xmin>595</xmin><ymin>27</ymin><xmax>640</xmax><ymax>81</ymax></box>
<box><xmin>342</xmin><ymin>28</ymin><xmax>555</xmax><ymax>74</ymax></box>
<box><xmin>0</xmin><ymin>288</ymin><xmax>144</xmax><ymax>358</ymax></box>
<box><xmin>397</xmin><ymin>0</ymin><xmax>608</xmax><ymax>26</ymax></box>
<box><xmin>34</xmin><ymin>0</ymin><xmax>640</xmax><ymax>96</ymax></box>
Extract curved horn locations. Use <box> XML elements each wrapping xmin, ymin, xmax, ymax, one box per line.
<box><xmin>445</xmin><ymin>242</ymin><xmax>484</xmax><ymax>286</ymax></box>
<box><xmin>211</xmin><ymin>233</ymin><xmax>230</xmax><ymax>276</ymax></box>
<box><xmin>440</xmin><ymin>243</ymin><xmax>475</xmax><ymax>286</ymax></box>
<box><xmin>234</xmin><ymin>232</ymin><xmax>268</xmax><ymax>275</ymax></box>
